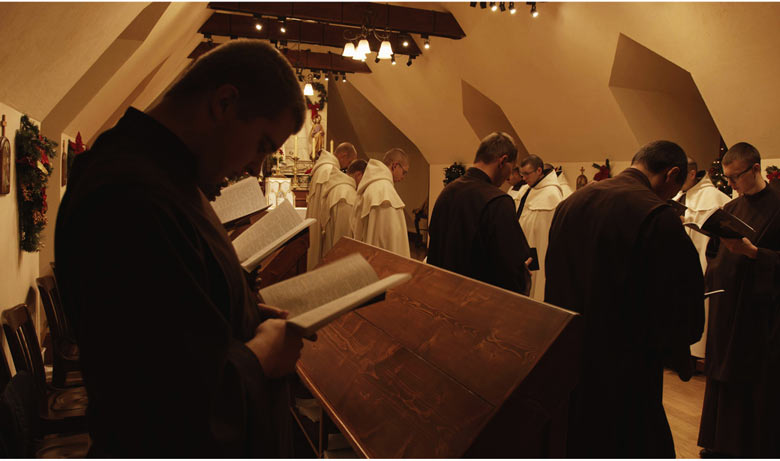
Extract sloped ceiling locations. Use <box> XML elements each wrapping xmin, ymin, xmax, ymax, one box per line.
<box><xmin>1</xmin><ymin>2</ymin><xmax>780</xmax><ymax>166</ymax></box>
<box><xmin>0</xmin><ymin>2</ymin><xmax>149</xmax><ymax>121</ymax></box>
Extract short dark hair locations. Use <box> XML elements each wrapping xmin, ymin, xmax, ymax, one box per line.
<box><xmin>520</xmin><ymin>155</ymin><xmax>544</xmax><ymax>171</ymax></box>
<box><xmin>722</xmin><ymin>142</ymin><xmax>761</xmax><ymax>167</ymax></box>
<box><xmin>474</xmin><ymin>132</ymin><xmax>517</xmax><ymax>164</ymax></box>
<box><xmin>383</xmin><ymin>148</ymin><xmax>409</xmax><ymax>167</ymax></box>
<box><xmin>631</xmin><ymin>140</ymin><xmax>687</xmax><ymax>185</ymax></box>
<box><xmin>347</xmin><ymin>159</ymin><xmax>367</xmax><ymax>175</ymax></box>
<box><xmin>166</xmin><ymin>40</ymin><xmax>305</xmax><ymax>132</ymax></box>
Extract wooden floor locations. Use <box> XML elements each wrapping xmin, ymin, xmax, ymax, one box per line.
<box><xmin>664</xmin><ymin>369</ymin><xmax>707</xmax><ymax>459</ymax></box>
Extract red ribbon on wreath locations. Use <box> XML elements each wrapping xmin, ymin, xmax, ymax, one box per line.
<box><xmin>68</xmin><ymin>132</ymin><xmax>86</xmax><ymax>156</ymax></box>
<box><xmin>307</xmin><ymin>101</ymin><xmax>324</xmax><ymax>119</ymax></box>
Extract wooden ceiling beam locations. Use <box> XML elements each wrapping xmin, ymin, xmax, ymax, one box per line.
<box><xmin>200</xmin><ymin>12</ymin><xmax>423</xmax><ymax>56</ymax></box>
<box><xmin>188</xmin><ymin>41</ymin><xmax>373</xmax><ymax>74</ymax></box>
<box><xmin>207</xmin><ymin>2</ymin><xmax>466</xmax><ymax>40</ymax></box>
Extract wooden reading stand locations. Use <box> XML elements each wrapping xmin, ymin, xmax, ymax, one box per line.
<box><xmin>295</xmin><ymin>238</ymin><xmax>583</xmax><ymax>458</ymax></box>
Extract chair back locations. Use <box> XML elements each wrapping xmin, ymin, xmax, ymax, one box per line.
<box><xmin>0</xmin><ymin>371</ymin><xmax>37</xmax><ymax>457</ymax></box>
<box><xmin>36</xmin><ymin>275</ymin><xmax>75</xmax><ymax>351</ymax></box>
<box><xmin>1</xmin><ymin>305</ymin><xmax>47</xmax><ymax>401</ymax></box>
<box><xmin>0</xmin><ymin>330</ymin><xmax>11</xmax><ymax>392</ymax></box>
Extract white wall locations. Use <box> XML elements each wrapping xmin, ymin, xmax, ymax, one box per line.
<box><xmin>0</xmin><ymin>102</ymin><xmax>41</xmax><ymax>373</ymax></box>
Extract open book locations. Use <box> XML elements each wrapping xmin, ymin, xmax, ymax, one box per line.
<box><xmin>232</xmin><ymin>199</ymin><xmax>316</xmax><ymax>272</ymax></box>
<box><xmin>684</xmin><ymin>207</ymin><xmax>755</xmax><ymax>240</ymax></box>
<box><xmin>258</xmin><ymin>253</ymin><xmax>412</xmax><ymax>337</ymax></box>
<box><xmin>210</xmin><ymin>177</ymin><xmax>270</xmax><ymax>225</ymax></box>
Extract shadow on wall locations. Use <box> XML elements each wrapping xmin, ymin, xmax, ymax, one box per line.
<box><xmin>609</xmin><ymin>33</ymin><xmax>723</xmax><ymax>168</ymax></box>
<box><xmin>327</xmin><ymin>80</ymin><xmax>429</xmax><ymax>218</ymax></box>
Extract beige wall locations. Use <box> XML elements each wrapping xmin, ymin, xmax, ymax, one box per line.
<box><xmin>0</xmin><ymin>102</ymin><xmax>41</xmax><ymax>372</ymax></box>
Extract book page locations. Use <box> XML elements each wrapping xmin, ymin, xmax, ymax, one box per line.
<box><xmin>232</xmin><ymin>200</ymin><xmax>314</xmax><ymax>269</ymax></box>
<box><xmin>288</xmin><ymin>273</ymin><xmax>412</xmax><ymax>335</ymax></box>
<box><xmin>258</xmin><ymin>253</ymin><xmax>380</xmax><ymax>317</ymax></box>
<box><xmin>210</xmin><ymin>177</ymin><xmax>268</xmax><ymax>224</ymax></box>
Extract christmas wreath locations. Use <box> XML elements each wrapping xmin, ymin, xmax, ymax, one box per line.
<box><xmin>443</xmin><ymin>162</ymin><xmax>466</xmax><ymax>186</ymax></box>
<box><xmin>305</xmin><ymin>82</ymin><xmax>327</xmax><ymax>119</ymax></box>
<box><xmin>15</xmin><ymin>115</ymin><xmax>57</xmax><ymax>252</ymax></box>
<box><xmin>766</xmin><ymin>165</ymin><xmax>780</xmax><ymax>183</ymax></box>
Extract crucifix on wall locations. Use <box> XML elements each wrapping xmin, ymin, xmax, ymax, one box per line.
<box><xmin>0</xmin><ymin>114</ymin><xmax>11</xmax><ymax>195</ymax></box>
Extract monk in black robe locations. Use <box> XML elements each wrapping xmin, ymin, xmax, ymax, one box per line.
<box><xmin>698</xmin><ymin>142</ymin><xmax>780</xmax><ymax>458</ymax></box>
<box><xmin>428</xmin><ymin>132</ymin><xmax>531</xmax><ymax>295</ymax></box>
<box><xmin>55</xmin><ymin>41</ymin><xmax>306</xmax><ymax>457</ymax></box>
<box><xmin>545</xmin><ymin>141</ymin><xmax>704</xmax><ymax>458</ymax></box>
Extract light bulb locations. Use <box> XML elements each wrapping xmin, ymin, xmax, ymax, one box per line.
<box><xmin>303</xmin><ymin>83</ymin><xmax>314</xmax><ymax>96</ymax></box>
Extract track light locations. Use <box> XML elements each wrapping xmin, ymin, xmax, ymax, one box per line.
<box><xmin>509</xmin><ymin>2</ymin><xmax>516</xmax><ymax>13</ymax></box>
<box><xmin>325</xmin><ymin>72</ymin><xmax>330</xmax><ymax>81</ymax></box>
<box><xmin>254</xmin><ymin>15</ymin><xmax>263</xmax><ymax>31</ymax></box>
<box><xmin>391</xmin><ymin>55</ymin><xmax>396</xmax><ymax>65</ymax></box>
<box><xmin>527</xmin><ymin>2</ymin><xmax>538</xmax><ymax>17</ymax></box>
<box><xmin>407</xmin><ymin>55</ymin><xmax>413</xmax><ymax>67</ymax></box>
<box><xmin>499</xmin><ymin>2</ymin><xmax>506</xmax><ymax>12</ymax></box>
<box><xmin>342</xmin><ymin>73</ymin><xmax>347</xmax><ymax>83</ymax></box>
<box><xmin>402</xmin><ymin>36</ymin><xmax>409</xmax><ymax>47</ymax></box>
<box><xmin>470</xmin><ymin>1</ymin><xmax>477</xmax><ymax>6</ymax></box>
<box><xmin>422</xmin><ymin>34</ymin><xmax>430</xmax><ymax>49</ymax></box>
<box><xmin>490</xmin><ymin>2</ymin><xmax>497</xmax><ymax>11</ymax></box>
<box><xmin>480</xmin><ymin>2</ymin><xmax>487</xmax><ymax>8</ymax></box>
<box><xmin>279</xmin><ymin>17</ymin><xmax>287</xmax><ymax>33</ymax></box>
<box><xmin>375</xmin><ymin>56</ymin><xmax>380</xmax><ymax>63</ymax></box>
<box><xmin>313</xmin><ymin>72</ymin><xmax>320</xmax><ymax>80</ymax></box>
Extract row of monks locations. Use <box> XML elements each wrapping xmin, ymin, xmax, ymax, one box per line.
<box><xmin>307</xmin><ymin>132</ymin><xmax>780</xmax><ymax>458</ymax></box>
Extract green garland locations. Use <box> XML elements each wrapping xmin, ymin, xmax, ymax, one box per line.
<box><xmin>304</xmin><ymin>82</ymin><xmax>327</xmax><ymax>110</ymax></box>
<box><xmin>15</xmin><ymin>115</ymin><xmax>57</xmax><ymax>252</ymax></box>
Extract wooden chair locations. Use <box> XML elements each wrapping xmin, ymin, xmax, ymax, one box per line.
<box><xmin>1</xmin><ymin>304</ymin><xmax>87</xmax><ymax>435</ymax></box>
<box><xmin>36</xmin><ymin>275</ymin><xmax>82</xmax><ymax>388</ymax></box>
<box><xmin>0</xmin><ymin>330</ymin><xmax>11</xmax><ymax>393</ymax></box>
<box><xmin>0</xmin><ymin>371</ymin><xmax>89</xmax><ymax>457</ymax></box>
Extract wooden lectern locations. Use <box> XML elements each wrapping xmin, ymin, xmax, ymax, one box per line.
<box><xmin>296</xmin><ymin>238</ymin><xmax>582</xmax><ymax>458</ymax></box>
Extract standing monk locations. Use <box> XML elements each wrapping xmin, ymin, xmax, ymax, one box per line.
<box><xmin>305</xmin><ymin>142</ymin><xmax>357</xmax><ymax>268</ymax></box>
<box><xmin>352</xmin><ymin>148</ymin><xmax>410</xmax><ymax>257</ymax></box>
<box><xmin>698</xmin><ymin>142</ymin><xmax>780</xmax><ymax>458</ymax></box>
<box><xmin>55</xmin><ymin>41</ymin><xmax>306</xmax><ymax>457</ymax></box>
<box><xmin>545</xmin><ymin>140</ymin><xmax>704</xmax><ymax>458</ymax></box>
<box><xmin>428</xmin><ymin>132</ymin><xmax>531</xmax><ymax>295</ymax></box>
<box><xmin>516</xmin><ymin>154</ymin><xmax>563</xmax><ymax>301</ymax></box>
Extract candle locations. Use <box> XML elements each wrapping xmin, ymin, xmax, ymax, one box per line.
<box><xmin>330</xmin><ymin>140</ymin><xmax>334</xmax><ymax>153</ymax></box>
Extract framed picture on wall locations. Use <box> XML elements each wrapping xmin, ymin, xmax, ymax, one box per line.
<box><xmin>0</xmin><ymin>114</ymin><xmax>10</xmax><ymax>195</ymax></box>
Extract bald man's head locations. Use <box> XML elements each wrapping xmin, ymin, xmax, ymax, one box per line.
<box><xmin>334</xmin><ymin>142</ymin><xmax>357</xmax><ymax>169</ymax></box>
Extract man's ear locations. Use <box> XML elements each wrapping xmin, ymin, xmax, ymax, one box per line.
<box><xmin>666</xmin><ymin>166</ymin><xmax>681</xmax><ymax>184</ymax></box>
<box><xmin>209</xmin><ymin>84</ymin><xmax>240</xmax><ymax>121</ymax></box>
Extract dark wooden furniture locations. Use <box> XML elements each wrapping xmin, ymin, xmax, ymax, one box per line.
<box><xmin>254</xmin><ymin>227</ymin><xmax>310</xmax><ymax>290</ymax></box>
<box><xmin>36</xmin><ymin>275</ymin><xmax>82</xmax><ymax>389</ymax></box>
<box><xmin>293</xmin><ymin>189</ymin><xmax>308</xmax><ymax>208</ymax></box>
<box><xmin>0</xmin><ymin>330</ymin><xmax>10</xmax><ymax>392</ymax></box>
<box><xmin>296</xmin><ymin>238</ymin><xmax>582</xmax><ymax>458</ymax></box>
<box><xmin>1</xmin><ymin>304</ymin><xmax>87</xmax><ymax>435</ymax></box>
<box><xmin>0</xmin><ymin>371</ymin><xmax>89</xmax><ymax>457</ymax></box>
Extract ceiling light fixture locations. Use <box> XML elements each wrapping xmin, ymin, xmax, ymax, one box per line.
<box><xmin>279</xmin><ymin>17</ymin><xmax>287</xmax><ymax>33</ymax></box>
<box><xmin>490</xmin><ymin>2</ymin><xmax>498</xmax><ymax>12</ymax></box>
<box><xmin>342</xmin><ymin>42</ymin><xmax>355</xmax><ymax>57</ymax></box>
<box><xmin>509</xmin><ymin>2</ymin><xmax>516</xmax><ymax>14</ymax></box>
<box><xmin>499</xmin><ymin>2</ymin><xmax>506</xmax><ymax>12</ymax></box>
<box><xmin>377</xmin><ymin>40</ymin><xmax>393</xmax><ymax>59</ymax></box>
<box><xmin>391</xmin><ymin>55</ymin><xmax>396</xmax><ymax>65</ymax></box>
<box><xmin>325</xmin><ymin>72</ymin><xmax>330</xmax><ymax>81</ymax></box>
<box><xmin>356</xmin><ymin>38</ymin><xmax>371</xmax><ymax>56</ymax></box>
<box><xmin>342</xmin><ymin>72</ymin><xmax>347</xmax><ymax>83</ymax></box>
<box><xmin>470</xmin><ymin>1</ymin><xmax>477</xmax><ymax>6</ymax></box>
<box><xmin>480</xmin><ymin>2</ymin><xmax>487</xmax><ymax>8</ymax></box>
<box><xmin>407</xmin><ymin>55</ymin><xmax>413</xmax><ymax>67</ymax></box>
<box><xmin>254</xmin><ymin>14</ymin><xmax>263</xmax><ymax>31</ymax></box>
<box><xmin>422</xmin><ymin>34</ymin><xmax>430</xmax><ymax>49</ymax></box>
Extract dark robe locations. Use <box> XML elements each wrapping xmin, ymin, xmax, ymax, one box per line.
<box><xmin>55</xmin><ymin>108</ymin><xmax>281</xmax><ymax>457</ymax></box>
<box><xmin>427</xmin><ymin>167</ymin><xmax>531</xmax><ymax>295</ymax></box>
<box><xmin>698</xmin><ymin>182</ymin><xmax>780</xmax><ymax>457</ymax></box>
<box><xmin>544</xmin><ymin>168</ymin><xmax>704</xmax><ymax>458</ymax></box>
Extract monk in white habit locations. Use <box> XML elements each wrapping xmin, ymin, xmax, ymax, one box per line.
<box><xmin>673</xmin><ymin>157</ymin><xmax>731</xmax><ymax>358</ymax></box>
<box><xmin>352</xmin><ymin>148</ymin><xmax>411</xmax><ymax>257</ymax></box>
<box><xmin>516</xmin><ymin>155</ymin><xmax>563</xmax><ymax>301</ymax></box>
<box><xmin>306</xmin><ymin>142</ymin><xmax>357</xmax><ymax>269</ymax></box>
